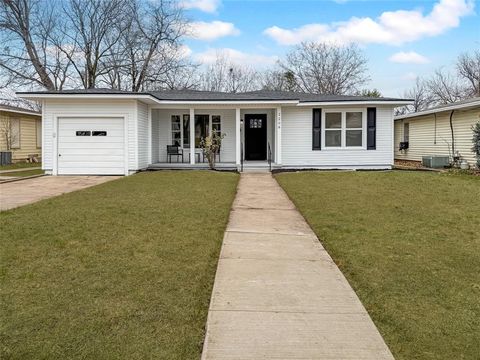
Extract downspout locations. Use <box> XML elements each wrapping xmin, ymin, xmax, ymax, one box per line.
<box><xmin>433</xmin><ymin>113</ymin><xmax>437</xmax><ymax>145</ymax></box>
<box><xmin>449</xmin><ymin>110</ymin><xmax>455</xmax><ymax>159</ymax></box>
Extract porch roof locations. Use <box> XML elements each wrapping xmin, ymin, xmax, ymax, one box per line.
<box><xmin>17</xmin><ymin>89</ymin><xmax>412</xmax><ymax>106</ymax></box>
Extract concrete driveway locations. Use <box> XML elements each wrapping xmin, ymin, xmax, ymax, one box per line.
<box><xmin>0</xmin><ymin>176</ymin><xmax>119</xmax><ymax>211</ymax></box>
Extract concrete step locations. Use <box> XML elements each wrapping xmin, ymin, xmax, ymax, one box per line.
<box><xmin>241</xmin><ymin>162</ymin><xmax>272</xmax><ymax>173</ymax></box>
<box><xmin>241</xmin><ymin>168</ymin><xmax>271</xmax><ymax>173</ymax></box>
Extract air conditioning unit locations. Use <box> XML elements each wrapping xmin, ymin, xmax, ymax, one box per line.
<box><xmin>422</xmin><ymin>156</ymin><xmax>450</xmax><ymax>168</ymax></box>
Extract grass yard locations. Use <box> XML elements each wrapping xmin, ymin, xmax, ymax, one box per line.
<box><xmin>0</xmin><ymin>162</ymin><xmax>41</xmax><ymax>171</ymax></box>
<box><xmin>0</xmin><ymin>169</ymin><xmax>44</xmax><ymax>177</ymax></box>
<box><xmin>0</xmin><ymin>171</ymin><xmax>239</xmax><ymax>359</ymax></box>
<box><xmin>275</xmin><ymin>171</ymin><xmax>480</xmax><ymax>360</ymax></box>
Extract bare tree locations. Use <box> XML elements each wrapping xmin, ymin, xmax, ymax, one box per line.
<box><xmin>0</xmin><ymin>0</ymin><xmax>69</xmax><ymax>90</ymax></box>
<box><xmin>116</xmin><ymin>0</ymin><xmax>188</xmax><ymax>92</ymax></box>
<box><xmin>149</xmin><ymin>50</ymin><xmax>199</xmax><ymax>90</ymax></box>
<box><xmin>279</xmin><ymin>42</ymin><xmax>369</xmax><ymax>95</ymax></box>
<box><xmin>395</xmin><ymin>78</ymin><xmax>433</xmax><ymax>115</ymax></box>
<box><xmin>355</xmin><ymin>88</ymin><xmax>382</xmax><ymax>98</ymax></box>
<box><xmin>52</xmin><ymin>0</ymin><xmax>128</xmax><ymax>89</ymax></box>
<box><xmin>426</xmin><ymin>69</ymin><xmax>465</xmax><ymax>105</ymax></box>
<box><xmin>261</xmin><ymin>69</ymin><xmax>297</xmax><ymax>91</ymax></box>
<box><xmin>457</xmin><ymin>50</ymin><xmax>480</xmax><ymax>97</ymax></box>
<box><xmin>198</xmin><ymin>52</ymin><xmax>260</xmax><ymax>93</ymax></box>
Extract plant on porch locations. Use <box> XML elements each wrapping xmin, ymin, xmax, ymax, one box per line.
<box><xmin>200</xmin><ymin>132</ymin><xmax>225</xmax><ymax>169</ymax></box>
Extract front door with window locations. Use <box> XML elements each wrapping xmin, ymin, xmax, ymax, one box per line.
<box><xmin>245</xmin><ymin>114</ymin><xmax>267</xmax><ymax>160</ymax></box>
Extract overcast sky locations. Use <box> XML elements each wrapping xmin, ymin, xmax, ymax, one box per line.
<box><xmin>182</xmin><ymin>0</ymin><xmax>479</xmax><ymax>96</ymax></box>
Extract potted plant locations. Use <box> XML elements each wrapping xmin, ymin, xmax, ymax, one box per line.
<box><xmin>200</xmin><ymin>132</ymin><xmax>225</xmax><ymax>170</ymax></box>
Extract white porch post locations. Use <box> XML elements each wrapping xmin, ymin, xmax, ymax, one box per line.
<box><xmin>147</xmin><ymin>106</ymin><xmax>152</xmax><ymax>164</ymax></box>
<box><xmin>235</xmin><ymin>108</ymin><xmax>241</xmax><ymax>165</ymax></box>
<box><xmin>190</xmin><ymin>108</ymin><xmax>195</xmax><ymax>164</ymax></box>
<box><xmin>275</xmin><ymin>107</ymin><xmax>282</xmax><ymax>164</ymax></box>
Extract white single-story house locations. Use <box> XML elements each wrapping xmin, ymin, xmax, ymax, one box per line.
<box><xmin>18</xmin><ymin>89</ymin><xmax>411</xmax><ymax>175</ymax></box>
<box><xmin>394</xmin><ymin>97</ymin><xmax>480</xmax><ymax>166</ymax></box>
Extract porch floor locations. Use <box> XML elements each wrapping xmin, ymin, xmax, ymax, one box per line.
<box><xmin>147</xmin><ymin>162</ymin><xmax>238</xmax><ymax>170</ymax></box>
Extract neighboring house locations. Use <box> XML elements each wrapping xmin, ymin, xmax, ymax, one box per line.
<box><xmin>18</xmin><ymin>89</ymin><xmax>410</xmax><ymax>175</ymax></box>
<box><xmin>394</xmin><ymin>98</ymin><xmax>480</xmax><ymax>166</ymax></box>
<box><xmin>0</xmin><ymin>104</ymin><xmax>42</xmax><ymax>162</ymax></box>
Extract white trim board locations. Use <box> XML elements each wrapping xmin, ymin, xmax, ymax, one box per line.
<box><xmin>18</xmin><ymin>93</ymin><xmax>412</xmax><ymax>108</ymax></box>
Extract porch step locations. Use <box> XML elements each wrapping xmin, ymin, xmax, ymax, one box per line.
<box><xmin>241</xmin><ymin>162</ymin><xmax>272</xmax><ymax>173</ymax></box>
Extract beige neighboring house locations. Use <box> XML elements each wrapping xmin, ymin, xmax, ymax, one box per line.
<box><xmin>0</xmin><ymin>104</ymin><xmax>42</xmax><ymax>162</ymax></box>
<box><xmin>394</xmin><ymin>97</ymin><xmax>480</xmax><ymax>167</ymax></box>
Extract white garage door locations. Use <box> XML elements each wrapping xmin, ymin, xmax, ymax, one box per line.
<box><xmin>58</xmin><ymin>117</ymin><xmax>125</xmax><ymax>175</ymax></box>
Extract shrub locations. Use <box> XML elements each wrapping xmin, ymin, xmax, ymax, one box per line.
<box><xmin>200</xmin><ymin>132</ymin><xmax>225</xmax><ymax>170</ymax></box>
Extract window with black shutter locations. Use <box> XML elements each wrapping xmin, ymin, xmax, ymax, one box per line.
<box><xmin>312</xmin><ymin>108</ymin><xmax>322</xmax><ymax>150</ymax></box>
<box><xmin>367</xmin><ymin>107</ymin><xmax>376</xmax><ymax>150</ymax></box>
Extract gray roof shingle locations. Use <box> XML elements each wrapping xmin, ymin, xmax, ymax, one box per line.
<box><xmin>0</xmin><ymin>104</ymin><xmax>41</xmax><ymax>115</ymax></box>
<box><xmin>17</xmin><ymin>88</ymin><xmax>410</xmax><ymax>103</ymax></box>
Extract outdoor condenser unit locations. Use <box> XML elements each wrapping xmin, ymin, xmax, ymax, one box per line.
<box><xmin>422</xmin><ymin>156</ymin><xmax>450</xmax><ymax>168</ymax></box>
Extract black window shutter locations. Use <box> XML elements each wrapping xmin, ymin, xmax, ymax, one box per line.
<box><xmin>367</xmin><ymin>107</ymin><xmax>376</xmax><ymax>150</ymax></box>
<box><xmin>312</xmin><ymin>108</ymin><xmax>321</xmax><ymax>150</ymax></box>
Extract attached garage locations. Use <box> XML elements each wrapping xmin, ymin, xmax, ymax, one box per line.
<box><xmin>57</xmin><ymin>117</ymin><xmax>126</xmax><ymax>175</ymax></box>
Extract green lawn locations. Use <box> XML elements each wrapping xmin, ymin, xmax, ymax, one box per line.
<box><xmin>0</xmin><ymin>171</ymin><xmax>239</xmax><ymax>359</ymax></box>
<box><xmin>0</xmin><ymin>162</ymin><xmax>41</xmax><ymax>171</ymax></box>
<box><xmin>275</xmin><ymin>171</ymin><xmax>480</xmax><ymax>360</ymax></box>
<box><xmin>0</xmin><ymin>169</ymin><xmax>44</xmax><ymax>177</ymax></box>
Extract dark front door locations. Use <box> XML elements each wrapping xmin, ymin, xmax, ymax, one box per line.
<box><xmin>245</xmin><ymin>114</ymin><xmax>267</xmax><ymax>160</ymax></box>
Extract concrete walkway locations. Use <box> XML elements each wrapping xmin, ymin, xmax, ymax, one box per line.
<box><xmin>202</xmin><ymin>173</ymin><xmax>394</xmax><ymax>360</ymax></box>
<box><xmin>0</xmin><ymin>176</ymin><xmax>119</xmax><ymax>211</ymax></box>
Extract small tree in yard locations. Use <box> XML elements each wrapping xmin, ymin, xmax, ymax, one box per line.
<box><xmin>472</xmin><ymin>122</ymin><xmax>480</xmax><ymax>168</ymax></box>
<box><xmin>200</xmin><ymin>132</ymin><xmax>225</xmax><ymax>170</ymax></box>
<box><xmin>0</xmin><ymin>118</ymin><xmax>19</xmax><ymax>151</ymax></box>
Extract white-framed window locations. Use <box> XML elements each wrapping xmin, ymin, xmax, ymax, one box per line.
<box><xmin>322</xmin><ymin>109</ymin><xmax>366</xmax><ymax>149</ymax></box>
<box><xmin>171</xmin><ymin>114</ymin><xmax>221</xmax><ymax>148</ymax></box>
<box><xmin>171</xmin><ymin>115</ymin><xmax>181</xmax><ymax>146</ymax></box>
<box><xmin>183</xmin><ymin>114</ymin><xmax>190</xmax><ymax>148</ymax></box>
<box><xmin>345</xmin><ymin>111</ymin><xmax>363</xmax><ymax>147</ymax></box>
<box><xmin>212</xmin><ymin>115</ymin><xmax>221</xmax><ymax>137</ymax></box>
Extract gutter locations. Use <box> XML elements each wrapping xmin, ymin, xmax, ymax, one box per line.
<box><xmin>297</xmin><ymin>100</ymin><xmax>413</xmax><ymax>106</ymax></box>
<box><xmin>0</xmin><ymin>107</ymin><xmax>41</xmax><ymax>116</ymax></box>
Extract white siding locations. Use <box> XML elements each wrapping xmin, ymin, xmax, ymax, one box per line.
<box><xmin>151</xmin><ymin>114</ymin><xmax>159</xmax><ymax>163</ymax></box>
<box><xmin>281</xmin><ymin>105</ymin><xmax>394</xmax><ymax>168</ymax></box>
<box><xmin>42</xmin><ymin>99</ymin><xmax>137</xmax><ymax>172</ymax></box>
<box><xmin>152</xmin><ymin>109</ymin><xmax>236</xmax><ymax>163</ymax></box>
<box><xmin>394</xmin><ymin>107</ymin><xmax>479</xmax><ymax>166</ymax></box>
<box><xmin>137</xmin><ymin>101</ymin><xmax>149</xmax><ymax>169</ymax></box>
